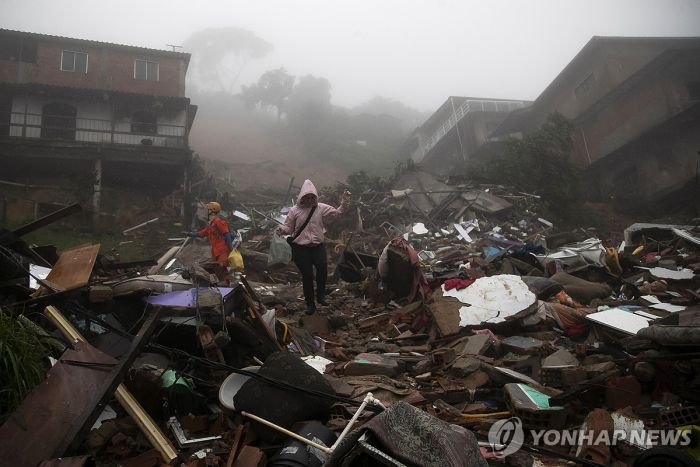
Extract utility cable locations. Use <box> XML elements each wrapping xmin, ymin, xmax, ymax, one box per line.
<box><xmin>46</xmin><ymin>304</ymin><xmax>383</xmax><ymax>412</ymax></box>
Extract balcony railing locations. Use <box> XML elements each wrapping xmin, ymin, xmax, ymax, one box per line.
<box><xmin>0</xmin><ymin>111</ymin><xmax>187</xmax><ymax>148</ymax></box>
<box><xmin>411</xmin><ymin>99</ymin><xmax>527</xmax><ymax>161</ymax></box>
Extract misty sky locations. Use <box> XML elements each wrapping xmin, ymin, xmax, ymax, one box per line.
<box><xmin>2</xmin><ymin>0</ymin><xmax>700</xmax><ymax>111</ymax></box>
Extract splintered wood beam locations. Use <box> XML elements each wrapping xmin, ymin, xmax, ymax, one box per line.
<box><xmin>35</xmin><ymin>244</ymin><xmax>101</xmax><ymax>296</ymax></box>
<box><xmin>0</xmin><ymin>305</ymin><xmax>170</xmax><ymax>466</ymax></box>
<box><xmin>12</xmin><ymin>203</ymin><xmax>82</xmax><ymax>237</ymax></box>
<box><xmin>239</xmin><ymin>277</ymin><xmax>283</xmax><ymax>351</ymax></box>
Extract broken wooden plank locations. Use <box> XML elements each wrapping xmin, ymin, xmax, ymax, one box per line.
<box><xmin>14</xmin><ymin>305</ymin><xmax>177</xmax><ymax>465</ymax></box>
<box><xmin>232</xmin><ymin>445</ymin><xmax>266</xmax><ymax>467</ymax></box>
<box><xmin>197</xmin><ymin>324</ymin><xmax>226</xmax><ymax>364</ymax></box>
<box><xmin>0</xmin><ymin>340</ymin><xmax>118</xmax><ymax>467</ymax></box>
<box><xmin>225</xmin><ymin>424</ymin><xmax>246</xmax><ymax>467</ymax></box>
<box><xmin>37</xmin><ymin>243</ymin><xmax>101</xmax><ymax>295</ymax></box>
<box><xmin>427</xmin><ymin>289</ymin><xmax>462</xmax><ymax>337</ymax></box>
<box><xmin>12</xmin><ymin>203</ymin><xmax>82</xmax><ymax>237</ymax></box>
<box><xmin>240</xmin><ymin>278</ymin><xmax>284</xmax><ymax>351</ymax></box>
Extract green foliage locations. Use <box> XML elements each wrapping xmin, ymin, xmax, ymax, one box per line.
<box><xmin>286</xmin><ymin>75</ymin><xmax>333</xmax><ymax>143</ymax></box>
<box><xmin>346</xmin><ymin>169</ymin><xmax>391</xmax><ymax>193</ymax></box>
<box><xmin>0</xmin><ymin>310</ymin><xmax>48</xmax><ymax>423</ymax></box>
<box><xmin>236</xmin><ymin>69</ymin><xmax>419</xmax><ymax>174</ymax></box>
<box><xmin>480</xmin><ymin>113</ymin><xmax>581</xmax><ymax>217</ymax></box>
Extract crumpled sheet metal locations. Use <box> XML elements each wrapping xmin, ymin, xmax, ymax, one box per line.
<box><xmin>534</xmin><ymin>238</ymin><xmax>606</xmax><ymax>272</ymax></box>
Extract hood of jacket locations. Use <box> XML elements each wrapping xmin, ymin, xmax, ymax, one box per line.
<box><xmin>297</xmin><ymin>179</ymin><xmax>318</xmax><ymax>206</ymax></box>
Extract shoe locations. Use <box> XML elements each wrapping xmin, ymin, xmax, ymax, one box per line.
<box><xmin>317</xmin><ymin>297</ymin><xmax>329</xmax><ymax>306</ymax></box>
<box><xmin>305</xmin><ymin>304</ymin><xmax>317</xmax><ymax>315</ymax></box>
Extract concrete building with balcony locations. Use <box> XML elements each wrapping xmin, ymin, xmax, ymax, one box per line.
<box><xmin>0</xmin><ymin>29</ymin><xmax>197</xmax><ymax>224</ymax></box>
<box><xmin>401</xmin><ymin>96</ymin><xmax>530</xmax><ymax>176</ymax></box>
<box><xmin>493</xmin><ymin>36</ymin><xmax>700</xmax><ymax>205</ymax></box>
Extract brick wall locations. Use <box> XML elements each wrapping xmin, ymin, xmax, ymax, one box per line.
<box><xmin>0</xmin><ymin>37</ymin><xmax>187</xmax><ymax>98</ymax></box>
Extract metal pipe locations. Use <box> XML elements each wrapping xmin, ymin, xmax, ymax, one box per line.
<box><xmin>148</xmin><ymin>246</ymin><xmax>181</xmax><ymax>274</ymax></box>
<box><xmin>330</xmin><ymin>392</ymin><xmax>374</xmax><ymax>451</ymax></box>
<box><xmin>241</xmin><ymin>411</ymin><xmax>333</xmax><ymax>454</ymax></box>
<box><xmin>122</xmin><ymin>217</ymin><xmax>159</xmax><ymax>235</ymax></box>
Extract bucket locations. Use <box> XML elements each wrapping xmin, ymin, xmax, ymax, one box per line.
<box><xmin>218</xmin><ymin>366</ymin><xmax>260</xmax><ymax>410</ymax></box>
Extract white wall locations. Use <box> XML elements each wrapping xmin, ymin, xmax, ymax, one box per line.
<box><xmin>9</xmin><ymin>95</ymin><xmax>186</xmax><ymax>147</ymax></box>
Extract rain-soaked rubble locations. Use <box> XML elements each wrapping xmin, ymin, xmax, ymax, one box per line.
<box><xmin>1</xmin><ymin>173</ymin><xmax>699</xmax><ymax>467</ymax></box>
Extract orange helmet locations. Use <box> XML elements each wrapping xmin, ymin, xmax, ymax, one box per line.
<box><xmin>206</xmin><ymin>201</ymin><xmax>221</xmax><ymax>213</ymax></box>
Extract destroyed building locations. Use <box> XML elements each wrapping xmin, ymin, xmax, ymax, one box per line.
<box><xmin>1</xmin><ymin>169</ymin><xmax>699</xmax><ymax>466</ymax></box>
<box><xmin>0</xmin><ymin>29</ymin><xmax>197</xmax><ymax>226</ymax></box>
<box><xmin>407</xmin><ymin>37</ymin><xmax>700</xmax><ymax>209</ymax></box>
<box><xmin>493</xmin><ymin>36</ymin><xmax>700</xmax><ymax>205</ymax></box>
<box><xmin>1</xmin><ymin>28</ymin><xmax>700</xmax><ymax>467</ymax></box>
<box><xmin>400</xmin><ymin>96</ymin><xmax>530</xmax><ymax>175</ymax></box>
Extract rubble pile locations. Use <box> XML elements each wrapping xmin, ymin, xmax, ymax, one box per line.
<box><xmin>1</xmin><ymin>176</ymin><xmax>699</xmax><ymax>467</ymax></box>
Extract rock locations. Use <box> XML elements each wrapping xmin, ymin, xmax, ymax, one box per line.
<box><xmin>367</xmin><ymin>342</ymin><xmax>401</xmax><ymax>353</ymax></box>
<box><xmin>449</xmin><ymin>357</ymin><xmax>481</xmax><ymax>378</ymax></box>
<box><xmin>454</xmin><ymin>334</ymin><xmax>493</xmax><ymax>356</ymax></box>
<box><xmin>413</xmin><ymin>359</ymin><xmax>432</xmax><ymax>374</ymax></box>
<box><xmin>463</xmin><ymin>370</ymin><xmax>490</xmax><ymax>389</ymax></box>
<box><xmin>298</xmin><ymin>314</ymin><xmax>330</xmax><ymax>336</ymax></box>
<box><xmin>344</xmin><ymin>353</ymin><xmax>400</xmax><ymax>377</ymax></box>
<box><xmin>501</xmin><ymin>336</ymin><xmax>546</xmax><ymax>355</ymax></box>
<box><xmin>605</xmin><ymin>375</ymin><xmax>641</xmax><ymax>409</ymax></box>
<box><xmin>327</xmin><ymin>314</ymin><xmax>348</xmax><ymax>330</ymax></box>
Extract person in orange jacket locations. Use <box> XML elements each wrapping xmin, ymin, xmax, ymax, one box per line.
<box><xmin>190</xmin><ymin>201</ymin><xmax>233</xmax><ymax>283</ymax></box>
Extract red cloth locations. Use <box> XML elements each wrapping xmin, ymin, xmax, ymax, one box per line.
<box><xmin>643</xmin><ymin>252</ymin><xmax>659</xmax><ymax>263</ymax></box>
<box><xmin>197</xmin><ymin>216</ymin><xmax>231</xmax><ymax>260</ymax></box>
<box><xmin>563</xmin><ymin>323</ymin><xmax>588</xmax><ymax>338</ymax></box>
<box><xmin>443</xmin><ymin>278</ymin><xmax>475</xmax><ymax>291</ymax></box>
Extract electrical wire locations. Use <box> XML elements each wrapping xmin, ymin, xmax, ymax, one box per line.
<box><xmin>0</xmin><ymin>236</ymin><xmax>378</xmax><ymax>409</ymax></box>
<box><xmin>46</xmin><ymin>304</ymin><xmax>382</xmax><ymax>412</ymax></box>
<box><xmin>146</xmin><ymin>341</ymin><xmax>382</xmax><ymax>412</ymax></box>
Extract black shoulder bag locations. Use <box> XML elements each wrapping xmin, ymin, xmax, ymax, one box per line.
<box><xmin>286</xmin><ymin>205</ymin><xmax>317</xmax><ymax>246</ymax></box>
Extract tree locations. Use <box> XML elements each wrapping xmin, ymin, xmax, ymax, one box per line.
<box><xmin>286</xmin><ymin>75</ymin><xmax>333</xmax><ymax>126</ymax></box>
<box><xmin>481</xmin><ymin>113</ymin><xmax>580</xmax><ymax>217</ymax></box>
<box><xmin>183</xmin><ymin>27</ymin><xmax>272</xmax><ymax>94</ymax></box>
<box><xmin>286</xmin><ymin>75</ymin><xmax>333</xmax><ymax>151</ymax></box>
<box><xmin>239</xmin><ymin>68</ymin><xmax>295</xmax><ymax>121</ymax></box>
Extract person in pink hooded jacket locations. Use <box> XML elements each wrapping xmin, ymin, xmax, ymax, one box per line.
<box><xmin>277</xmin><ymin>179</ymin><xmax>351</xmax><ymax>314</ymax></box>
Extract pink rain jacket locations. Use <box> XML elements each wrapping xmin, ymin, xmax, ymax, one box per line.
<box><xmin>278</xmin><ymin>179</ymin><xmax>348</xmax><ymax>246</ymax></box>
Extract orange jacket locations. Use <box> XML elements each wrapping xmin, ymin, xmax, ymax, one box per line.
<box><xmin>197</xmin><ymin>216</ymin><xmax>231</xmax><ymax>259</ymax></box>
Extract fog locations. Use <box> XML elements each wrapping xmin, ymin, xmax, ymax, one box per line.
<box><xmin>3</xmin><ymin>0</ymin><xmax>700</xmax><ymax>186</ymax></box>
<box><xmin>3</xmin><ymin>0</ymin><xmax>700</xmax><ymax>110</ymax></box>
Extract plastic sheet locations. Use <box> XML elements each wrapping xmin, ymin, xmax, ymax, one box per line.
<box><xmin>268</xmin><ymin>233</ymin><xmax>292</xmax><ymax>266</ymax></box>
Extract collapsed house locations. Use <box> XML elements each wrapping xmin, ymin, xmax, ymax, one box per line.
<box><xmin>408</xmin><ymin>36</ymin><xmax>700</xmax><ymax>207</ymax></box>
<box><xmin>400</xmin><ymin>96</ymin><xmax>530</xmax><ymax>176</ymax></box>
<box><xmin>1</xmin><ymin>167</ymin><xmax>699</xmax><ymax>466</ymax></box>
